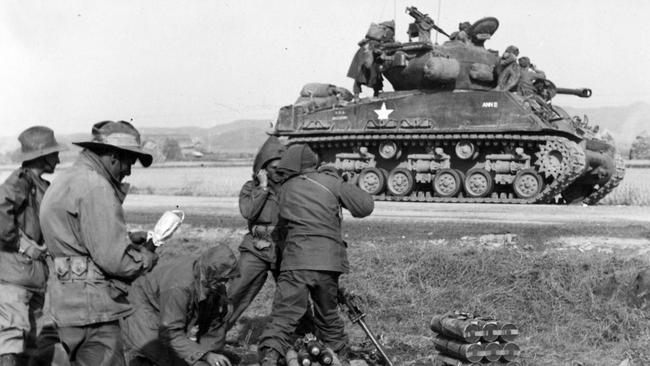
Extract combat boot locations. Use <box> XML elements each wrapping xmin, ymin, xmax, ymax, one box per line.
<box><xmin>0</xmin><ymin>354</ymin><xmax>19</xmax><ymax>366</ymax></box>
<box><xmin>333</xmin><ymin>346</ymin><xmax>353</xmax><ymax>366</ymax></box>
<box><xmin>259</xmin><ymin>348</ymin><xmax>281</xmax><ymax>366</ymax></box>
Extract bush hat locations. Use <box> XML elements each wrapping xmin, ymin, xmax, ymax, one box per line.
<box><xmin>73</xmin><ymin>121</ymin><xmax>153</xmax><ymax>167</ymax></box>
<box><xmin>17</xmin><ymin>126</ymin><xmax>65</xmax><ymax>163</ymax></box>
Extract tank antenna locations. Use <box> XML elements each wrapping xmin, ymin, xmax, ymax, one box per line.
<box><xmin>435</xmin><ymin>0</ymin><xmax>442</xmax><ymax>44</ymax></box>
<box><xmin>394</xmin><ymin>0</ymin><xmax>396</xmax><ymax>22</ymax></box>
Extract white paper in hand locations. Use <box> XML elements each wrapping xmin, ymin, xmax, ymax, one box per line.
<box><xmin>147</xmin><ymin>210</ymin><xmax>185</xmax><ymax>247</ymax></box>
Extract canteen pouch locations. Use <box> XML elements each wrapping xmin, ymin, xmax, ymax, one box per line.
<box><xmin>54</xmin><ymin>257</ymin><xmax>71</xmax><ymax>281</ymax></box>
<box><xmin>70</xmin><ymin>256</ymin><xmax>88</xmax><ymax>280</ymax></box>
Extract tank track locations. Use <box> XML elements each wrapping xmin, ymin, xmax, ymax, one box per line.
<box><xmin>582</xmin><ymin>154</ymin><xmax>626</xmax><ymax>205</ymax></box>
<box><xmin>288</xmin><ymin>133</ymin><xmax>587</xmax><ymax>204</ymax></box>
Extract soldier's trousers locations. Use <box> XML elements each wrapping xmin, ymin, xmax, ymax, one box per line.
<box><xmin>224</xmin><ymin>251</ymin><xmax>276</xmax><ymax>331</ymax></box>
<box><xmin>0</xmin><ymin>283</ymin><xmax>43</xmax><ymax>357</ymax></box>
<box><xmin>258</xmin><ymin>270</ymin><xmax>348</xmax><ymax>355</ymax></box>
<box><xmin>57</xmin><ymin>321</ymin><xmax>125</xmax><ymax>366</ymax></box>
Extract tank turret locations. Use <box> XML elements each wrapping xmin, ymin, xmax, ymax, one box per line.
<box><xmin>372</xmin><ymin>11</ymin><xmax>501</xmax><ymax>92</ymax></box>
<box><xmin>274</xmin><ymin>6</ymin><xmax>624</xmax><ymax>204</ymax></box>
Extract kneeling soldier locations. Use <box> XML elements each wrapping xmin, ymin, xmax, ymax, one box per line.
<box><xmin>121</xmin><ymin>245</ymin><xmax>239</xmax><ymax>366</ymax></box>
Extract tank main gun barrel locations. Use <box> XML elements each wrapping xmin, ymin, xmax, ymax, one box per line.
<box><xmin>556</xmin><ymin>88</ymin><xmax>592</xmax><ymax>98</ymax></box>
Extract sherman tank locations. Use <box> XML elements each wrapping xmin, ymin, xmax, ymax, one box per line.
<box><xmin>273</xmin><ymin>7</ymin><xmax>624</xmax><ymax>204</ymax></box>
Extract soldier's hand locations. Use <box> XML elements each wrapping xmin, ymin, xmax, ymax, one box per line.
<box><xmin>203</xmin><ymin>352</ymin><xmax>232</xmax><ymax>366</ymax></box>
<box><xmin>139</xmin><ymin>247</ymin><xmax>159</xmax><ymax>272</ymax></box>
<box><xmin>257</xmin><ymin>169</ymin><xmax>269</xmax><ymax>188</ymax></box>
<box><xmin>128</xmin><ymin>230</ymin><xmax>148</xmax><ymax>245</ymax></box>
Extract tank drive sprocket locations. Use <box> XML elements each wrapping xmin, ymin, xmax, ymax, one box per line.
<box><xmin>582</xmin><ymin>154</ymin><xmax>626</xmax><ymax>205</ymax></box>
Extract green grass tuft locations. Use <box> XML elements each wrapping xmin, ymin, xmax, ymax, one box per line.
<box><xmin>128</xmin><ymin>221</ymin><xmax>650</xmax><ymax>365</ymax></box>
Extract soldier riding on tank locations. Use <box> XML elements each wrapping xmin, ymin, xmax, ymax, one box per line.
<box><xmin>273</xmin><ymin>5</ymin><xmax>624</xmax><ymax>205</ymax></box>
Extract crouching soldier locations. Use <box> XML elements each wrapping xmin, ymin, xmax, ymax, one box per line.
<box><xmin>121</xmin><ymin>244</ymin><xmax>239</xmax><ymax>366</ymax></box>
<box><xmin>40</xmin><ymin>121</ymin><xmax>159</xmax><ymax>366</ymax></box>
<box><xmin>0</xmin><ymin>126</ymin><xmax>63</xmax><ymax>365</ymax></box>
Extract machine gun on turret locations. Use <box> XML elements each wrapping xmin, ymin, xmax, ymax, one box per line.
<box><xmin>406</xmin><ymin>6</ymin><xmax>450</xmax><ymax>42</ymax></box>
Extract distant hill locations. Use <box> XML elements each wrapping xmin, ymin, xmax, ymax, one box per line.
<box><xmin>139</xmin><ymin>119</ymin><xmax>272</xmax><ymax>138</ymax></box>
<box><xmin>204</xmin><ymin>127</ymin><xmax>271</xmax><ymax>153</ymax></box>
<box><xmin>204</xmin><ymin>120</ymin><xmax>273</xmax><ymax>152</ymax></box>
<box><xmin>563</xmin><ymin>102</ymin><xmax>650</xmax><ymax>149</ymax></box>
<box><xmin>0</xmin><ymin>120</ymin><xmax>273</xmax><ymax>160</ymax></box>
<box><xmin>140</xmin><ymin>119</ymin><xmax>272</xmax><ymax>154</ymax></box>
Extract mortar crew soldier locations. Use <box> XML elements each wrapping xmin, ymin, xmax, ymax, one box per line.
<box><xmin>258</xmin><ymin>144</ymin><xmax>374</xmax><ymax>366</ymax></box>
<box><xmin>39</xmin><ymin>121</ymin><xmax>159</xmax><ymax>366</ymax></box>
<box><xmin>220</xmin><ymin>137</ymin><xmax>286</xmax><ymax>333</ymax></box>
<box><xmin>516</xmin><ymin>56</ymin><xmax>546</xmax><ymax>96</ymax></box>
<box><xmin>494</xmin><ymin>45</ymin><xmax>521</xmax><ymax>92</ymax></box>
<box><xmin>121</xmin><ymin>244</ymin><xmax>239</xmax><ymax>366</ymax></box>
<box><xmin>0</xmin><ymin>126</ymin><xmax>63</xmax><ymax>365</ymax></box>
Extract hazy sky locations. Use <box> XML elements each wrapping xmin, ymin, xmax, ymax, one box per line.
<box><xmin>2</xmin><ymin>0</ymin><xmax>650</xmax><ymax>137</ymax></box>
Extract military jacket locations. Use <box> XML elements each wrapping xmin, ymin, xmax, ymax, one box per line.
<box><xmin>518</xmin><ymin>68</ymin><xmax>546</xmax><ymax>96</ymax></box>
<box><xmin>279</xmin><ymin>170</ymin><xmax>374</xmax><ymax>273</ymax></box>
<box><xmin>238</xmin><ymin>180</ymin><xmax>285</xmax><ymax>265</ymax></box>
<box><xmin>123</xmin><ymin>256</ymin><xmax>226</xmax><ymax>365</ymax></box>
<box><xmin>40</xmin><ymin>150</ymin><xmax>151</xmax><ymax>326</ymax></box>
<box><xmin>0</xmin><ymin>168</ymin><xmax>49</xmax><ymax>290</ymax></box>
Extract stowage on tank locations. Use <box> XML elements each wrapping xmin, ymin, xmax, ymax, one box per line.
<box><xmin>273</xmin><ymin>6</ymin><xmax>624</xmax><ymax>204</ymax></box>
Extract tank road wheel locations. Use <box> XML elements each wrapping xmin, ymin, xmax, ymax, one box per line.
<box><xmin>512</xmin><ymin>168</ymin><xmax>544</xmax><ymax>199</ymax></box>
<box><xmin>379</xmin><ymin>141</ymin><xmax>399</xmax><ymax>159</ymax></box>
<box><xmin>357</xmin><ymin>167</ymin><xmax>386</xmax><ymax>195</ymax></box>
<box><xmin>386</xmin><ymin>168</ymin><xmax>414</xmax><ymax>197</ymax></box>
<box><xmin>432</xmin><ymin>168</ymin><xmax>462</xmax><ymax>197</ymax></box>
<box><xmin>464</xmin><ymin>168</ymin><xmax>493</xmax><ymax>198</ymax></box>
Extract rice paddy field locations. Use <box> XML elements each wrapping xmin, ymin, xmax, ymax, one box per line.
<box><xmin>1</xmin><ymin>163</ymin><xmax>649</xmax><ymax>205</ymax></box>
<box><xmin>125</xmin><ymin>165</ymin><xmax>252</xmax><ymax>196</ymax></box>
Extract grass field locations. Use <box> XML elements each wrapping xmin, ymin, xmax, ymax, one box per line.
<box><xmin>599</xmin><ymin>168</ymin><xmax>650</xmax><ymax>206</ymax></box>
<box><xmin>125</xmin><ymin>165</ymin><xmax>251</xmax><ymax>196</ymax></box>
<box><xmin>1</xmin><ymin>164</ymin><xmax>648</xmax><ymax>205</ymax></box>
<box><xmin>127</xmin><ymin>213</ymin><xmax>650</xmax><ymax>366</ymax></box>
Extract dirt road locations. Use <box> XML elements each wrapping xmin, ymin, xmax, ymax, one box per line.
<box><xmin>125</xmin><ymin>194</ymin><xmax>650</xmax><ymax>226</ymax></box>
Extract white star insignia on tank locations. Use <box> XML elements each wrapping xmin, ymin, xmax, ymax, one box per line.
<box><xmin>374</xmin><ymin>102</ymin><xmax>393</xmax><ymax>120</ymax></box>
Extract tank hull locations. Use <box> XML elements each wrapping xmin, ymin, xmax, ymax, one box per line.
<box><xmin>275</xmin><ymin>90</ymin><xmax>625</xmax><ymax>204</ymax></box>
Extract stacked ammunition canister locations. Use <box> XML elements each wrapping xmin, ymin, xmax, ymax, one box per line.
<box><xmin>429</xmin><ymin>312</ymin><xmax>522</xmax><ymax>366</ymax></box>
<box><xmin>286</xmin><ymin>333</ymin><xmax>334</xmax><ymax>366</ymax></box>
